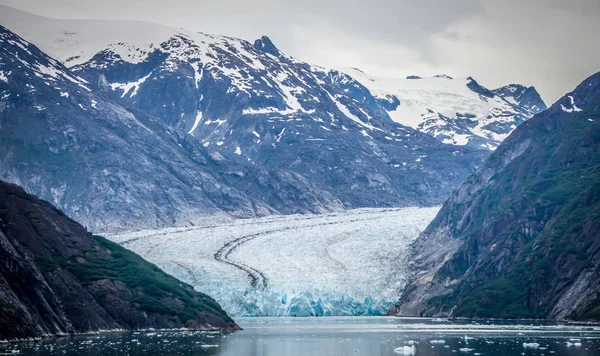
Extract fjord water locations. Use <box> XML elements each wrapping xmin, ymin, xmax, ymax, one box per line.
<box><xmin>3</xmin><ymin>317</ymin><xmax>599</xmax><ymax>355</ymax></box>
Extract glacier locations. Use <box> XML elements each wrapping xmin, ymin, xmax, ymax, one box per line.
<box><xmin>108</xmin><ymin>207</ymin><xmax>439</xmax><ymax>316</ymax></box>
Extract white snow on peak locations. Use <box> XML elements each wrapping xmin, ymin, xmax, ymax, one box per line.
<box><xmin>0</xmin><ymin>6</ymin><xmax>362</xmax><ymax>130</ymax></box>
<box><xmin>341</xmin><ymin>67</ymin><xmax>529</xmax><ymax>148</ymax></box>
<box><xmin>0</xmin><ymin>5</ymin><xmax>184</xmax><ymax>66</ymax></box>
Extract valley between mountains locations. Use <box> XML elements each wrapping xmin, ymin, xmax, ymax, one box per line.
<box><xmin>1</xmin><ymin>2</ymin><xmax>599</xmax><ymax>344</ymax></box>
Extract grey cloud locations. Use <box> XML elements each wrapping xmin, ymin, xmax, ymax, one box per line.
<box><xmin>0</xmin><ymin>0</ymin><xmax>598</xmax><ymax>103</ymax></box>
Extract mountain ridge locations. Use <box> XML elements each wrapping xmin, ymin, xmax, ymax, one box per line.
<box><xmin>389</xmin><ymin>71</ymin><xmax>600</xmax><ymax>321</ymax></box>
<box><xmin>0</xmin><ymin>8</ymin><xmax>544</xmax><ymax>233</ymax></box>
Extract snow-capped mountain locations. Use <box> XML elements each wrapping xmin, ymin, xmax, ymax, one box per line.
<box><xmin>0</xmin><ymin>25</ymin><xmax>273</xmax><ymax>232</ymax></box>
<box><xmin>0</xmin><ymin>6</ymin><xmax>544</xmax><ymax>232</ymax></box>
<box><xmin>344</xmin><ymin>68</ymin><xmax>546</xmax><ymax>149</ymax></box>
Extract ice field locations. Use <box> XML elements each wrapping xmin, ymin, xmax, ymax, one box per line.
<box><xmin>109</xmin><ymin>207</ymin><xmax>439</xmax><ymax>316</ymax></box>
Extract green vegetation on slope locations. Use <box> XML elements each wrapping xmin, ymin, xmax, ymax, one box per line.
<box><xmin>38</xmin><ymin>235</ymin><xmax>233</xmax><ymax>324</ymax></box>
<box><xmin>424</xmin><ymin>105</ymin><xmax>600</xmax><ymax>320</ymax></box>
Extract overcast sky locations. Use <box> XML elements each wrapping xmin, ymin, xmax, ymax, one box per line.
<box><xmin>1</xmin><ymin>0</ymin><xmax>599</xmax><ymax>103</ymax></box>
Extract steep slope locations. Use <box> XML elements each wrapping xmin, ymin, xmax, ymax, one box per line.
<box><xmin>0</xmin><ymin>25</ymin><xmax>272</xmax><ymax>232</ymax></box>
<box><xmin>390</xmin><ymin>72</ymin><xmax>600</xmax><ymax>320</ymax></box>
<box><xmin>0</xmin><ymin>180</ymin><xmax>239</xmax><ymax>341</ymax></box>
<box><xmin>345</xmin><ymin>68</ymin><xmax>546</xmax><ymax>150</ymax></box>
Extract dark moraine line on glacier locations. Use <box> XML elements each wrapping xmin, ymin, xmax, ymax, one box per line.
<box><xmin>118</xmin><ymin>208</ymin><xmax>400</xmax><ymax>246</ymax></box>
<box><xmin>214</xmin><ymin>230</ymin><xmax>270</xmax><ymax>290</ymax></box>
<box><xmin>212</xmin><ymin>212</ymin><xmax>395</xmax><ymax>290</ymax></box>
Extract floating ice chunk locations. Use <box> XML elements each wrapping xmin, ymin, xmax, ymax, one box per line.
<box><xmin>522</xmin><ymin>342</ymin><xmax>539</xmax><ymax>348</ymax></box>
<box><xmin>430</xmin><ymin>340</ymin><xmax>446</xmax><ymax>344</ymax></box>
<box><xmin>566</xmin><ymin>342</ymin><xmax>582</xmax><ymax>347</ymax></box>
<box><xmin>459</xmin><ymin>348</ymin><xmax>474</xmax><ymax>352</ymax></box>
<box><xmin>200</xmin><ymin>344</ymin><xmax>219</xmax><ymax>348</ymax></box>
<box><xmin>394</xmin><ymin>345</ymin><xmax>416</xmax><ymax>355</ymax></box>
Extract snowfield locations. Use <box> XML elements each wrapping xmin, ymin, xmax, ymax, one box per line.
<box><xmin>108</xmin><ymin>207</ymin><xmax>439</xmax><ymax>316</ymax></box>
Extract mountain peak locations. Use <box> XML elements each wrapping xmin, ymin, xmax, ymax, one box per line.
<box><xmin>432</xmin><ymin>74</ymin><xmax>453</xmax><ymax>79</ymax></box>
<box><xmin>466</xmin><ymin>76</ymin><xmax>495</xmax><ymax>98</ymax></box>
<box><xmin>492</xmin><ymin>84</ymin><xmax>547</xmax><ymax>114</ymax></box>
<box><xmin>253</xmin><ymin>35</ymin><xmax>281</xmax><ymax>56</ymax></box>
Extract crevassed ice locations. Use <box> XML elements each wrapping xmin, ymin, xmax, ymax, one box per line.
<box><xmin>108</xmin><ymin>207</ymin><xmax>439</xmax><ymax>316</ymax></box>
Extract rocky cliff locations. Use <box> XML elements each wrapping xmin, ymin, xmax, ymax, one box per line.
<box><xmin>390</xmin><ymin>72</ymin><xmax>600</xmax><ymax>321</ymax></box>
<box><xmin>0</xmin><ymin>180</ymin><xmax>239</xmax><ymax>341</ymax></box>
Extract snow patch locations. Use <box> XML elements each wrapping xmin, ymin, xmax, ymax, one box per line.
<box><xmin>109</xmin><ymin>72</ymin><xmax>152</xmax><ymax>98</ymax></box>
<box><xmin>188</xmin><ymin>111</ymin><xmax>203</xmax><ymax>135</ymax></box>
<box><xmin>561</xmin><ymin>95</ymin><xmax>583</xmax><ymax>113</ymax></box>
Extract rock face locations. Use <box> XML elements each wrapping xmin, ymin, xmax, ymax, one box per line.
<box><xmin>0</xmin><ymin>7</ymin><xmax>544</xmax><ymax>233</ymax></box>
<box><xmin>0</xmin><ymin>179</ymin><xmax>239</xmax><ymax>340</ymax></box>
<box><xmin>390</xmin><ymin>72</ymin><xmax>600</xmax><ymax>321</ymax></box>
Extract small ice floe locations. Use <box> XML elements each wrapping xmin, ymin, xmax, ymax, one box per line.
<box><xmin>406</xmin><ymin>340</ymin><xmax>417</xmax><ymax>346</ymax></box>
<box><xmin>430</xmin><ymin>340</ymin><xmax>446</xmax><ymax>344</ymax></box>
<box><xmin>522</xmin><ymin>342</ymin><xmax>540</xmax><ymax>348</ymax></box>
<box><xmin>394</xmin><ymin>345</ymin><xmax>416</xmax><ymax>355</ymax></box>
<box><xmin>200</xmin><ymin>344</ymin><xmax>219</xmax><ymax>348</ymax></box>
<box><xmin>459</xmin><ymin>347</ymin><xmax>474</xmax><ymax>352</ymax></box>
<box><xmin>566</xmin><ymin>341</ymin><xmax>582</xmax><ymax>347</ymax></box>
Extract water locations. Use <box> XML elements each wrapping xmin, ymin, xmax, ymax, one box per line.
<box><xmin>3</xmin><ymin>317</ymin><xmax>600</xmax><ymax>355</ymax></box>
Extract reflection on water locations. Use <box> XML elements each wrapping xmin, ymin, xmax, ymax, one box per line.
<box><xmin>2</xmin><ymin>317</ymin><xmax>600</xmax><ymax>355</ymax></box>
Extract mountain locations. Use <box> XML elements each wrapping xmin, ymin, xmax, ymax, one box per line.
<box><xmin>389</xmin><ymin>72</ymin><xmax>600</xmax><ymax>321</ymax></box>
<box><xmin>0</xmin><ymin>7</ymin><xmax>543</xmax><ymax>232</ymax></box>
<box><xmin>345</xmin><ymin>69</ymin><xmax>546</xmax><ymax>150</ymax></box>
<box><xmin>0</xmin><ymin>180</ymin><xmax>239</xmax><ymax>341</ymax></box>
<box><xmin>0</xmin><ymin>25</ymin><xmax>272</xmax><ymax>232</ymax></box>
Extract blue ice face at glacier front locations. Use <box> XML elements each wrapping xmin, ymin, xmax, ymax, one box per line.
<box><xmin>108</xmin><ymin>207</ymin><xmax>439</xmax><ymax>316</ymax></box>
